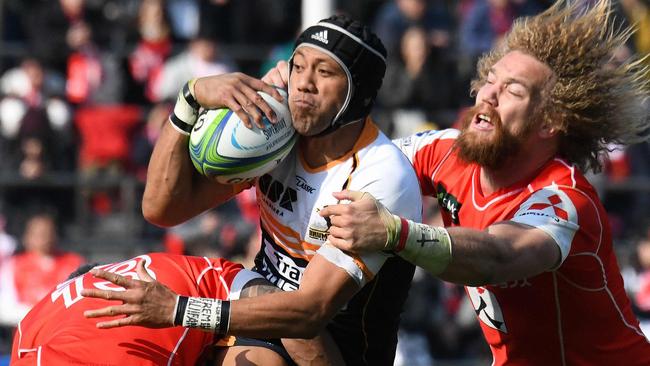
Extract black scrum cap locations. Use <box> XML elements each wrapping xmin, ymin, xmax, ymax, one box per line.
<box><xmin>290</xmin><ymin>15</ymin><xmax>387</xmax><ymax>133</ymax></box>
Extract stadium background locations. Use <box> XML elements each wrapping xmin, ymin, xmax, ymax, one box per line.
<box><xmin>0</xmin><ymin>0</ymin><xmax>648</xmax><ymax>365</ymax></box>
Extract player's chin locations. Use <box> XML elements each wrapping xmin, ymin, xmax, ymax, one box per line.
<box><xmin>292</xmin><ymin>117</ymin><xmax>323</xmax><ymax>136</ymax></box>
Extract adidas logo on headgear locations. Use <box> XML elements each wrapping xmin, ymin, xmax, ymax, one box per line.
<box><xmin>310</xmin><ymin>30</ymin><xmax>328</xmax><ymax>44</ymax></box>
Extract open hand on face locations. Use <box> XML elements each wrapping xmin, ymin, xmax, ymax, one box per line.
<box><xmin>319</xmin><ymin>190</ymin><xmax>396</xmax><ymax>254</ymax></box>
<box><xmin>81</xmin><ymin>260</ymin><xmax>177</xmax><ymax>329</ymax></box>
<box><xmin>194</xmin><ymin>72</ymin><xmax>284</xmax><ymax>129</ymax></box>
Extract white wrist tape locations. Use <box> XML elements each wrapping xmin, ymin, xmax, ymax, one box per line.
<box><xmin>394</xmin><ymin>218</ymin><xmax>452</xmax><ymax>275</ymax></box>
<box><xmin>169</xmin><ymin>79</ymin><xmax>199</xmax><ymax>135</ymax></box>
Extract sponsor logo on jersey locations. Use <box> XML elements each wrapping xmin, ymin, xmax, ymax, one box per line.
<box><xmin>310</xmin><ymin>30</ymin><xmax>329</xmax><ymax>44</ymax></box>
<box><xmin>436</xmin><ymin>182</ymin><xmax>462</xmax><ymax>224</ymax></box>
<box><xmin>296</xmin><ymin>175</ymin><xmax>315</xmax><ymax>194</ymax></box>
<box><xmin>527</xmin><ymin>194</ymin><xmax>568</xmax><ymax>221</ymax></box>
<box><xmin>259</xmin><ymin>174</ymin><xmax>297</xmax><ymax>213</ymax></box>
<box><xmin>309</xmin><ymin>207</ymin><xmax>332</xmax><ymax>241</ymax></box>
<box><xmin>467</xmin><ymin>286</ymin><xmax>508</xmax><ymax>333</ymax></box>
<box><xmin>256</xmin><ymin>240</ymin><xmax>303</xmax><ymax>291</ymax></box>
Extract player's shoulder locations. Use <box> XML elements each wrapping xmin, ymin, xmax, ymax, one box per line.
<box><xmin>360</xmin><ymin>130</ymin><xmax>420</xmax><ymax>183</ymax></box>
<box><xmin>515</xmin><ymin>162</ymin><xmax>603</xmax><ymax>228</ymax></box>
<box><xmin>393</xmin><ymin>128</ymin><xmax>459</xmax><ymax>149</ymax></box>
<box><xmin>355</xmin><ymin>130</ymin><xmax>423</xmax><ymax>220</ymax></box>
<box><xmin>530</xmin><ymin>158</ymin><xmax>597</xmax><ymax>196</ymax></box>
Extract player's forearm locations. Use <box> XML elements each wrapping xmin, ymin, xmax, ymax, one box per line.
<box><xmin>396</xmin><ymin>221</ymin><xmax>554</xmax><ymax>286</ymax></box>
<box><xmin>438</xmin><ymin>226</ymin><xmax>517</xmax><ymax>286</ymax></box>
<box><xmin>386</xmin><ymin>215</ymin><xmax>516</xmax><ymax>286</ymax></box>
<box><xmin>226</xmin><ymin>257</ymin><xmax>356</xmax><ymax>338</ymax></box>
<box><xmin>228</xmin><ymin>290</ymin><xmax>330</xmax><ymax>338</ymax></box>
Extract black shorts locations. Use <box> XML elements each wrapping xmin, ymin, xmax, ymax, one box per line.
<box><xmin>222</xmin><ymin>337</ymin><xmax>297</xmax><ymax>366</ymax></box>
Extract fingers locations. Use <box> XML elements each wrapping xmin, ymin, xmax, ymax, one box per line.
<box><xmin>136</xmin><ymin>261</ymin><xmax>154</xmax><ymax>282</ymax></box>
<box><xmin>95</xmin><ymin>316</ymin><xmax>140</xmax><ymax>329</ymax></box>
<box><xmin>81</xmin><ymin>288</ymin><xmax>128</xmax><ymax>302</ymax></box>
<box><xmin>326</xmin><ymin>236</ymin><xmax>352</xmax><ymax>252</ymax></box>
<box><xmin>318</xmin><ymin>203</ymin><xmax>345</xmax><ymax>217</ymax></box>
<box><xmin>83</xmin><ymin>304</ymin><xmax>140</xmax><ymax>319</ymax></box>
<box><xmin>224</xmin><ymin>89</ymin><xmax>256</xmax><ymax>129</ymax></box>
<box><xmin>89</xmin><ymin>269</ymin><xmax>135</xmax><ymax>288</ymax></box>
<box><xmin>327</xmin><ymin>225</ymin><xmax>351</xmax><ymax>241</ymax></box>
<box><xmin>195</xmin><ymin>72</ymin><xmax>283</xmax><ymax>128</ymax></box>
<box><xmin>237</xmin><ymin>76</ymin><xmax>280</xmax><ymax>125</ymax></box>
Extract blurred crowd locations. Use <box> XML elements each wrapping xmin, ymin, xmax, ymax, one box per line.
<box><xmin>0</xmin><ymin>0</ymin><xmax>648</xmax><ymax>364</ymax></box>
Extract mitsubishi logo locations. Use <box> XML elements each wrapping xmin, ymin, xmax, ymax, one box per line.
<box><xmin>529</xmin><ymin>194</ymin><xmax>568</xmax><ymax>220</ymax></box>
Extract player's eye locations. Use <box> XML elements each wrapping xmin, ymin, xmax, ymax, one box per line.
<box><xmin>507</xmin><ymin>84</ymin><xmax>526</xmax><ymax>98</ymax></box>
<box><xmin>318</xmin><ymin>68</ymin><xmax>333</xmax><ymax>76</ymax></box>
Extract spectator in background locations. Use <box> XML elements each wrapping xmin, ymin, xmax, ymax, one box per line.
<box><xmin>374</xmin><ymin>0</ymin><xmax>453</xmax><ymax>54</ymax></box>
<box><xmin>0</xmin><ymin>58</ymin><xmax>74</xmax><ymax>178</ymax></box>
<box><xmin>21</xmin><ymin>0</ymin><xmax>86</xmax><ymax>75</ymax></box>
<box><xmin>166</xmin><ymin>0</ymin><xmax>201</xmax><ymax>41</ymax></box>
<box><xmin>66</xmin><ymin>20</ymin><xmax>124</xmax><ymax>105</ymax></box>
<box><xmin>126</xmin><ymin>0</ymin><xmax>174</xmax><ymax>104</ymax></box>
<box><xmin>149</xmin><ymin>35</ymin><xmax>236</xmax><ymax>102</ymax></box>
<box><xmin>377</xmin><ymin>26</ymin><xmax>456</xmax><ymax>138</ymax></box>
<box><xmin>458</xmin><ymin>0</ymin><xmax>520</xmax><ymax>105</ymax></box>
<box><xmin>0</xmin><ymin>211</ymin><xmax>84</xmax><ymax>326</ymax></box>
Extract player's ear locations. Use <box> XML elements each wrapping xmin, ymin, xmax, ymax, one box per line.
<box><xmin>538</xmin><ymin>122</ymin><xmax>558</xmax><ymax>139</ymax></box>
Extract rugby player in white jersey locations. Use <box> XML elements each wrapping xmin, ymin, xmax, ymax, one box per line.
<box><xmin>83</xmin><ymin>15</ymin><xmax>423</xmax><ymax>366</ymax></box>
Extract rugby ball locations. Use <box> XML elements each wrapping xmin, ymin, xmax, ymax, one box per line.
<box><xmin>189</xmin><ymin>89</ymin><xmax>296</xmax><ymax>184</ymax></box>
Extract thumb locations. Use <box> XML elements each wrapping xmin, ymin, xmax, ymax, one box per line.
<box><xmin>136</xmin><ymin>260</ymin><xmax>154</xmax><ymax>282</ymax></box>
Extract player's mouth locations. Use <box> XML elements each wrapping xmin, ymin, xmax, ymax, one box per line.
<box><xmin>472</xmin><ymin>113</ymin><xmax>494</xmax><ymax>131</ymax></box>
<box><xmin>291</xmin><ymin>97</ymin><xmax>316</xmax><ymax>109</ymax></box>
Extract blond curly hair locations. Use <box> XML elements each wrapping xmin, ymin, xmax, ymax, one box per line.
<box><xmin>471</xmin><ymin>0</ymin><xmax>650</xmax><ymax>172</ymax></box>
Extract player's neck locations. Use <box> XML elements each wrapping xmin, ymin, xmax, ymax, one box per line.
<box><xmin>300</xmin><ymin>120</ymin><xmax>365</xmax><ymax>168</ymax></box>
<box><xmin>480</xmin><ymin>147</ymin><xmax>555</xmax><ymax>195</ymax></box>
<box><xmin>479</xmin><ymin>131</ymin><xmax>559</xmax><ymax>195</ymax></box>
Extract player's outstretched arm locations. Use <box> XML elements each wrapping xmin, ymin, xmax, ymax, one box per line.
<box><xmin>322</xmin><ymin>190</ymin><xmax>561</xmax><ymax>286</ymax></box>
<box><xmin>82</xmin><ymin>255</ymin><xmax>358</xmax><ymax>338</ymax></box>
<box><xmin>142</xmin><ymin>73</ymin><xmax>283</xmax><ymax>227</ymax></box>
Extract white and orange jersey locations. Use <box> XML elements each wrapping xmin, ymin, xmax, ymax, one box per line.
<box><xmin>11</xmin><ymin>253</ymin><xmax>260</xmax><ymax>366</ymax></box>
<box><xmin>394</xmin><ymin>129</ymin><xmax>650</xmax><ymax>365</ymax></box>
<box><xmin>252</xmin><ymin>118</ymin><xmax>422</xmax><ymax>365</ymax></box>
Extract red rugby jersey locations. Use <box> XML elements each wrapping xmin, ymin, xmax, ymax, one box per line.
<box><xmin>395</xmin><ymin>129</ymin><xmax>650</xmax><ymax>365</ymax></box>
<box><xmin>11</xmin><ymin>253</ymin><xmax>248</xmax><ymax>366</ymax></box>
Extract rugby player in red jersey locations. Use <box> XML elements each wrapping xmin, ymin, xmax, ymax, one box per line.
<box><xmin>320</xmin><ymin>1</ymin><xmax>650</xmax><ymax>365</ymax></box>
